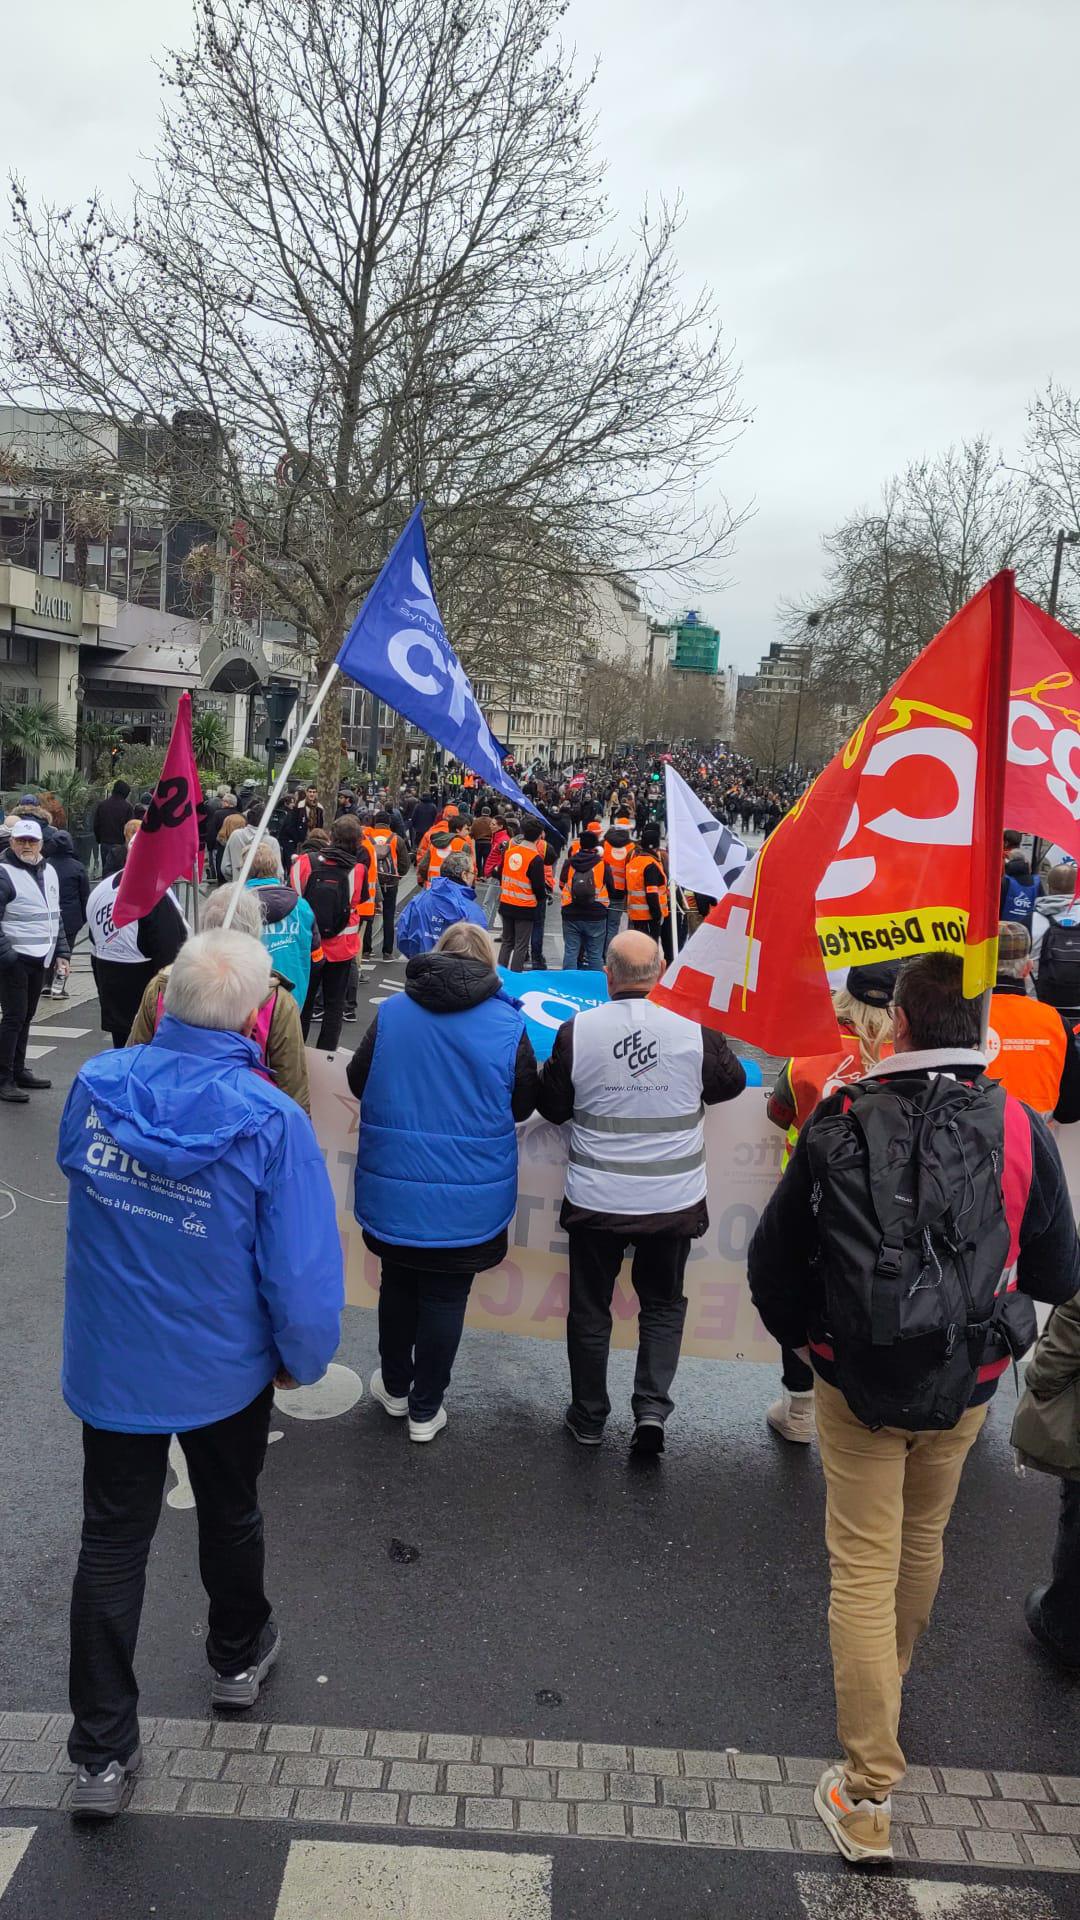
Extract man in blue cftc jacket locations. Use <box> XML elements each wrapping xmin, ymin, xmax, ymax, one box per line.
<box><xmin>57</xmin><ymin>928</ymin><xmax>344</xmax><ymax>1820</ymax></box>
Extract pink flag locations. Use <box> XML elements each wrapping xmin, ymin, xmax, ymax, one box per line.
<box><xmin>112</xmin><ymin>692</ymin><xmax>203</xmax><ymax>928</ymax></box>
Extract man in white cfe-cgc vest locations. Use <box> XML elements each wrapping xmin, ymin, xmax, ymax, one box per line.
<box><xmin>0</xmin><ymin>817</ymin><xmax>69</xmax><ymax>1104</ymax></box>
<box><xmin>537</xmin><ymin>928</ymin><xmax>745</xmax><ymax>1454</ymax></box>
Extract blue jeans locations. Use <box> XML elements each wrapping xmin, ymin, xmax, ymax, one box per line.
<box><xmin>563</xmin><ymin>918</ymin><xmax>605</xmax><ymax>969</ymax></box>
<box><xmin>378</xmin><ymin>1263</ymin><xmax>475</xmax><ymax>1420</ymax></box>
<box><xmin>531</xmin><ymin>898</ymin><xmax>547</xmax><ymax>965</ymax></box>
<box><xmin>603</xmin><ymin>903</ymin><xmax>624</xmax><ymax>957</ymax></box>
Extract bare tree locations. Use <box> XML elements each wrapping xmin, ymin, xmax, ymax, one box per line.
<box><xmin>1025</xmin><ymin>383</ymin><xmax>1080</xmax><ymax>622</ymax></box>
<box><xmin>2</xmin><ymin>0</ymin><xmax>745</xmax><ymax>812</ymax></box>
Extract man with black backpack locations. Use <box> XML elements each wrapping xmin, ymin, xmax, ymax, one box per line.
<box><xmin>558</xmin><ymin>827</ymin><xmax>610</xmax><ymax>970</ymax></box>
<box><xmin>748</xmin><ymin>953</ymin><xmax>1080</xmax><ymax>1866</ymax></box>
<box><xmin>296</xmin><ymin>816</ymin><xmax>375</xmax><ymax>1051</ymax></box>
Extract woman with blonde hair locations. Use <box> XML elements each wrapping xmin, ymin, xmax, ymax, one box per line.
<box><xmin>763</xmin><ymin>962</ymin><xmax>896</xmax><ymax>1443</ymax></box>
<box><xmin>346</xmin><ymin>918</ymin><xmax>539</xmax><ymax>1442</ymax></box>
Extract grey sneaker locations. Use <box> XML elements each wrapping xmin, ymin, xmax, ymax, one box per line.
<box><xmin>70</xmin><ymin>1743</ymin><xmax>142</xmax><ymax>1820</ymax></box>
<box><xmin>211</xmin><ymin>1622</ymin><xmax>281</xmax><ymax>1709</ymax></box>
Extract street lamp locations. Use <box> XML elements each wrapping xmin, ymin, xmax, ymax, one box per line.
<box><xmin>790</xmin><ymin>611</ymin><xmax>821</xmax><ymax>775</ymax></box>
<box><xmin>1048</xmin><ymin>528</ymin><xmax>1080</xmax><ymax>620</ymax></box>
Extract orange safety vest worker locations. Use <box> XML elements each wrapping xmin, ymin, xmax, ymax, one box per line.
<box><xmin>367</xmin><ymin>825</ymin><xmax>399</xmax><ymax>879</ymax></box>
<box><xmin>560</xmin><ymin>856</ymin><xmax>609</xmax><ymax>910</ymax></box>
<box><xmin>568</xmin><ymin>819</ymin><xmax>604</xmax><ymax>858</ymax></box>
<box><xmin>417</xmin><ymin>808</ymin><xmax>462</xmax><ymax>862</ymax></box>
<box><xmin>602</xmin><ymin>837</ymin><xmax>633</xmax><ymax>897</ymax></box>
<box><xmin>985</xmin><ymin>989</ymin><xmax>1068</xmax><ymax>1115</ymax></box>
<box><xmin>769</xmin><ymin>1028</ymin><xmax>895</xmax><ymax>1170</ymax></box>
<box><xmin>424</xmin><ymin>829</ymin><xmax>471</xmax><ymax>885</ymax></box>
<box><xmin>625</xmin><ymin>849</ymin><xmax>669</xmax><ymax>922</ymax></box>
<box><xmin>500</xmin><ymin>839</ymin><xmax>542</xmax><ymax>910</ymax></box>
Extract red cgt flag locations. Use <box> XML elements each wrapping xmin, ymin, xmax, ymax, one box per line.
<box><xmin>1006</xmin><ymin>592</ymin><xmax>1080</xmax><ymax>864</ymax></box>
<box><xmin>653</xmin><ymin>573</ymin><xmax>1014</xmax><ymax>1056</ymax></box>
<box><xmin>112</xmin><ymin>692</ymin><xmax>204</xmax><ymax>928</ymax></box>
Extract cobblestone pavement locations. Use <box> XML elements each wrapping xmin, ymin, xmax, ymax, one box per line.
<box><xmin>3</xmin><ymin>1712</ymin><xmax>1080</xmax><ymax>1875</ymax></box>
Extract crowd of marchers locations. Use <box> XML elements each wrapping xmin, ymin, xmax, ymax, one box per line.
<box><xmin>1</xmin><ymin>762</ymin><xmax>1079</xmax><ymax>1868</ymax></box>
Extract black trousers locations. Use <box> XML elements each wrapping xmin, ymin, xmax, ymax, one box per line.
<box><xmin>300</xmin><ymin>959</ymin><xmax>323</xmax><ymax>1042</ymax></box>
<box><xmin>379</xmin><ymin>881</ymin><xmax>399</xmax><ymax>956</ymax></box>
<box><xmin>530</xmin><ymin>898</ymin><xmax>547</xmax><ymax>965</ymax></box>
<box><xmin>782</xmin><ymin>1346</ymin><xmax>814</xmax><ymax>1393</ymax></box>
<box><xmin>316</xmin><ymin>956</ymin><xmax>352</xmax><ymax>1050</ymax></box>
<box><xmin>378</xmin><ymin>1263</ymin><xmax>476</xmax><ymax>1421</ymax></box>
<box><xmin>498</xmin><ymin>909</ymin><xmax>534</xmax><ymax>972</ymax></box>
<box><xmin>0</xmin><ymin>954</ymin><xmax>45</xmax><ymax>1084</ymax></box>
<box><xmin>1040</xmin><ymin>1480</ymin><xmax>1080</xmax><ymax>1657</ymax></box>
<box><xmin>566</xmin><ymin>1226</ymin><xmax>691</xmax><ymax>1431</ymax></box>
<box><xmin>68</xmin><ymin>1386</ymin><xmax>274</xmax><ymax>1768</ymax></box>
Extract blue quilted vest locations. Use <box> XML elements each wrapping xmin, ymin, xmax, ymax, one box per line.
<box><xmin>355</xmin><ymin>989</ymin><xmax>524</xmax><ymax>1247</ymax></box>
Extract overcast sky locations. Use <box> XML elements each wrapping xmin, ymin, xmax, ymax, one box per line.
<box><xmin>8</xmin><ymin>0</ymin><xmax>1079</xmax><ymax>669</ymax></box>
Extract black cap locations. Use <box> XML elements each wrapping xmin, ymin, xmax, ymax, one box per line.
<box><xmin>845</xmin><ymin>961</ymin><xmax>898</xmax><ymax>1008</ymax></box>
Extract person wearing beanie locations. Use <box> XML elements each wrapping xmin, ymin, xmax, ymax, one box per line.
<box><xmin>93</xmin><ymin>780</ymin><xmax>134</xmax><ymax>872</ymax></box>
<box><xmin>763</xmin><ymin>961</ymin><xmax>897</xmax><ymax>1442</ymax></box>
<box><xmin>0</xmin><ymin>818</ymin><xmax>70</xmax><ymax>1101</ymax></box>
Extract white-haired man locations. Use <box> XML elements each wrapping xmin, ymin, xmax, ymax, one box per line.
<box><xmin>57</xmin><ymin>930</ymin><xmax>344</xmax><ymax>1819</ymax></box>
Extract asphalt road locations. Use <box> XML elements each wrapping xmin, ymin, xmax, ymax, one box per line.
<box><xmin>1</xmin><ymin>934</ymin><xmax>1078</xmax><ymax>1917</ymax></box>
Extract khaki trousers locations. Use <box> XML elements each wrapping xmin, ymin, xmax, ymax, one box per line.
<box><xmin>814</xmin><ymin>1377</ymin><xmax>988</xmax><ymax>1800</ymax></box>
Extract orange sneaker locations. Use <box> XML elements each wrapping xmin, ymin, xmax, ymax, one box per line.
<box><xmin>814</xmin><ymin>1764</ymin><xmax>893</xmax><ymax>1862</ymax></box>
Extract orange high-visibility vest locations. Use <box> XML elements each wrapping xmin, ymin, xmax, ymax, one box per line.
<box><xmin>425</xmin><ymin>831</ymin><xmax>471</xmax><ymax>884</ymax></box>
<box><xmin>560</xmin><ymin>857</ymin><xmax>609</xmax><ymax>911</ymax></box>
<box><xmin>368</xmin><ymin>826</ymin><xmax>398</xmax><ymax>878</ymax></box>
<box><xmin>603</xmin><ymin>838</ymin><xmax>633</xmax><ymax>896</ymax></box>
<box><xmin>985</xmin><ymin>992</ymin><xmax>1067</xmax><ymax>1115</ymax></box>
<box><xmin>500</xmin><ymin>840</ymin><xmax>541</xmax><ymax>909</ymax></box>
<box><xmin>778</xmin><ymin>1031</ymin><xmax>894</xmax><ymax>1170</ymax></box>
<box><xmin>626</xmin><ymin>850</ymin><xmax>669</xmax><ymax>921</ymax></box>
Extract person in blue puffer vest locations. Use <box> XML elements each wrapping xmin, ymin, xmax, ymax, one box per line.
<box><xmin>347</xmin><ymin>918</ymin><xmax>539</xmax><ymax>1442</ymax></box>
<box><xmin>57</xmin><ymin>928</ymin><xmax>344</xmax><ymax>1819</ymax></box>
<box><xmin>395</xmin><ymin>849</ymin><xmax>488</xmax><ymax>957</ymax></box>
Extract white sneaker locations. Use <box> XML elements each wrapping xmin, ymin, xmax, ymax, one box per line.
<box><xmin>370</xmin><ymin>1369</ymin><xmax>409</xmax><ymax>1418</ymax></box>
<box><xmin>50</xmin><ymin>980</ymin><xmax>66</xmax><ymax>998</ymax></box>
<box><xmin>765</xmin><ymin>1388</ymin><xmax>815</xmax><ymax>1444</ymax></box>
<box><xmin>814</xmin><ymin>1764</ymin><xmax>893</xmax><ymax>1862</ymax></box>
<box><xmin>408</xmin><ymin>1406</ymin><xmax>448</xmax><ymax>1444</ymax></box>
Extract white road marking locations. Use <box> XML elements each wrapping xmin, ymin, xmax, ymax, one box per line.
<box><xmin>22</xmin><ymin>1045</ymin><xmax>55</xmax><ymax>1062</ymax></box>
<box><xmin>0</xmin><ymin>1827</ymin><xmax>35</xmax><ymax>1897</ymax></box>
<box><xmin>28</xmin><ymin>1024</ymin><xmax>91</xmax><ymax>1039</ymax></box>
<box><xmin>167</xmin><ymin>1428</ymin><xmax>284</xmax><ymax>1511</ymax></box>
<box><xmin>274</xmin><ymin>1841</ymin><xmax>552</xmax><ymax>1920</ymax></box>
<box><xmin>274</xmin><ymin>1362</ymin><xmax>364</xmax><ymax>1420</ymax></box>
<box><xmin>795</xmin><ymin>1872</ymin><xmax>1056</xmax><ymax>1920</ymax></box>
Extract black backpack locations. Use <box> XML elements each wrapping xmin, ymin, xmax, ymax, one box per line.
<box><xmin>303</xmin><ymin>857</ymin><xmax>352</xmax><ymax>941</ymax></box>
<box><xmin>804</xmin><ymin>1075</ymin><xmax>1016</xmax><ymax>1430</ymax></box>
<box><xmin>569</xmin><ymin>861</ymin><xmax>600</xmax><ymax>910</ymax></box>
<box><xmin>1037</xmin><ymin>918</ymin><xmax>1080</xmax><ymax>1010</ymax></box>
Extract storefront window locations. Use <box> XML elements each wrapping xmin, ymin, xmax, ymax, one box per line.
<box><xmin>64</xmin><ymin>534</ymin><xmax>107</xmax><ymax>590</ymax></box>
<box><xmin>130</xmin><ymin>524</ymin><xmax>164</xmax><ymax>609</ymax></box>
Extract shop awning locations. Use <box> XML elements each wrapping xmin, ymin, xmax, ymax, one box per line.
<box><xmin>85</xmin><ymin>639</ymin><xmax>199</xmax><ymax>689</ymax></box>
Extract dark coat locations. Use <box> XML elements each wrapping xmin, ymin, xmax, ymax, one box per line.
<box><xmin>46</xmin><ymin>831</ymin><xmax>91</xmax><ymax>944</ymax></box>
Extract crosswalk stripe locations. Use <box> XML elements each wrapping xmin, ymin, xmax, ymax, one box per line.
<box><xmin>795</xmin><ymin>1871</ymin><xmax>1056</xmax><ymax>1919</ymax></box>
<box><xmin>0</xmin><ymin>1828</ymin><xmax>35</xmax><ymax>1898</ymax></box>
<box><xmin>29</xmin><ymin>1025</ymin><xmax>91</xmax><ymax>1039</ymax></box>
<box><xmin>273</xmin><ymin>1840</ymin><xmax>552</xmax><ymax>1920</ymax></box>
<box><xmin>22</xmin><ymin>1045</ymin><xmax>55</xmax><ymax>1062</ymax></box>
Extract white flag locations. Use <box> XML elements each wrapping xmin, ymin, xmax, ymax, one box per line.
<box><xmin>664</xmin><ymin>763</ymin><xmax>751</xmax><ymax>901</ymax></box>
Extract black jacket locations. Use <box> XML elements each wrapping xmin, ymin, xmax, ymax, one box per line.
<box><xmin>93</xmin><ymin>790</ymin><xmax>133</xmax><ymax>847</ymax></box>
<box><xmin>409</xmin><ymin>800</ymin><xmax>438</xmax><ymax>846</ymax></box>
<box><xmin>347</xmin><ymin>952</ymin><xmax>540</xmax><ymax>1272</ymax></box>
<box><xmin>89</xmin><ymin>871</ymin><xmax>187</xmax><ymax>1037</ymax></box>
<box><xmin>536</xmin><ymin>987</ymin><xmax>747</xmax><ymax>1235</ymax></box>
<box><xmin>748</xmin><ymin>1054</ymin><xmax>1080</xmax><ymax>1408</ymax></box>
<box><xmin>46</xmin><ymin>831</ymin><xmax>90</xmax><ymax>944</ymax></box>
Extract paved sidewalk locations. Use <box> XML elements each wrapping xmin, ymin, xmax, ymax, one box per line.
<box><xmin>3</xmin><ymin>1712</ymin><xmax>1078</xmax><ymax>1874</ymax></box>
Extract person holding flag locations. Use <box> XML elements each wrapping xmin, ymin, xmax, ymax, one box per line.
<box><xmin>86</xmin><ymin>820</ymin><xmax>188</xmax><ymax>1049</ymax></box>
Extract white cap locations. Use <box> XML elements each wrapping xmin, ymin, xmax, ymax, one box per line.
<box><xmin>10</xmin><ymin>819</ymin><xmax>42</xmax><ymax>842</ymax></box>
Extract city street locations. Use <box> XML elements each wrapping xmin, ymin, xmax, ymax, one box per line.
<box><xmin>1</xmin><ymin>951</ymin><xmax>1078</xmax><ymax>1917</ymax></box>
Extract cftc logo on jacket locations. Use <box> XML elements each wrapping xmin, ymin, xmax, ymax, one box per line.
<box><xmin>613</xmin><ymin>1028</ymin><xmax>661</xmax><ymax>1078</ymax></box>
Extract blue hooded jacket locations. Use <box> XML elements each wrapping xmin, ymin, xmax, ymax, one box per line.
<box><xmin>246</xmin><ymin>876</ymin><xmax>318</xmax><ymax>1004</ymax></box>
<box><xmin>396</xmin><ymin>873</ymin><xmax>488</xmax><ymax>957</ymax></box>
<box><xmin>57</xmin><ymin>1015</ymin><xmax>344</xmax><ymax>1433</ymax></box>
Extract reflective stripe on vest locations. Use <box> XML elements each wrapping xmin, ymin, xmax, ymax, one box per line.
<box><xmin>4</xmin><ymin>860</ymin><xmax>61</xmax><ymax>960</ymax></box>
<box><xmin>565</xmin><ymin>999</ymin><xmax>706</xmax><ymax>1214</ymax></box>
<box><xmin>985</xmin><ymin>992</ymin><xmax>1067</xmax><ymax>1115</ymax></box>
<box><xmin>626</xmin><ymin>851</ymin><xmax>669</xmax><ymax>920</ymax></box>
<box><xmin>500</xmin><ymin>841</ymin><xmax>540</xmax><ymax>908</ymax></box>
<box><xmin>560</xmin><ymin>857</ymin><xmax>609</xmax><ymax>910</ymax></box>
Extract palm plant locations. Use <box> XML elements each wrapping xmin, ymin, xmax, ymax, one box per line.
<box><xmin>191</xmin><ymin>708</ymin><xmax>229</xmax><ymax>769</ymax></box>
<box><xmin>0</xmin><ymin>701</ymin><xmax>76</xmax><ymax>786</ymax></box>
<box><xmin>81</xmin><ymin>719</ymin><xmax>127</xmax><ymax>781</ymax></box>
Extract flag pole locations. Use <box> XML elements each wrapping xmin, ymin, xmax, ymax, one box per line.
<box><xmin>979</xmin><ymin>571</ymin><xmax>1016</xmax><ymax>1049</ymax></box>
<box><xmin>221</xmin><ymin>661</ymin><xmax>341</xmax><ymax>930</ymax></box>
<box><xmin>191</xmin><ymin>860</ymin><xmax>201</xmax><ymax>933</ymax></box>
